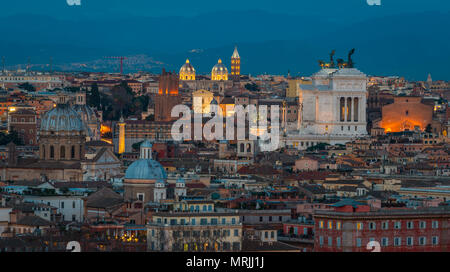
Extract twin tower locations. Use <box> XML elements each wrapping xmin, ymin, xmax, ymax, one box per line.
<box><xmin>179</xmin><ymin>46</ymin><xmax>241</xmax><ymax>81</ymax></box>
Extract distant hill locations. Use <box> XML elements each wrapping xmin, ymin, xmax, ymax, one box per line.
<box><xmin>0</xmin><ymin>10</ymin><xmax>449</xmax><ymax>80</ymax></box>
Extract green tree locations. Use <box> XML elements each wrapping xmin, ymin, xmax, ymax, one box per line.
<box><xmin>245</xmin><ymin>83</ymin><xmax>259</xmax><ymax>92</ymax></box>
<box><xmin>87</xmin><ymin>83</ymin><xmax>101</xmax><ymax>109</ymax></box>
<box><xmin>0</xmin><ymin>131</ymin><xmax>23</xmax><ymax>145</ymax></box>
<box><xmin>18</xmin><ymin>82</ymin><xmax>35</xmax><ymax>92</ymax></box>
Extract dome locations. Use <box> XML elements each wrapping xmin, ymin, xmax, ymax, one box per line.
<box><xmin>211</xmin><ymin>59</ymin><xmax>228</xmax><ymax>81</ymax></box>
<box><xmin>140</xmin><ymin>139</ymin><xmax>153</xmax><ymax>149</ymax></box>
<box><xmin>40</xmin><ymin>104</ymin><xmax>86</xmax><ymax>133</ymax></box>
<box><xmin>125</xmin><ymin>159</ymin><xmax>168</xmax><ymax>180</ymax></box>
<box><xmin>73</xmin><ymin>104</ymin><xmax>99</xmax><ymax>125</ymax></box>
<box><xmin>179</xmin><ymin>59</ymin><xmax>196</xmax><ymax>81</ymax></box>
<box><xmin>73</xmin><ymin>104</ymin><xmax>97</xmax><ymax>137</ymax></box>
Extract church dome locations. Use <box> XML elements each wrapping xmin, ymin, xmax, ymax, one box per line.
<box><xmin>140</xmin><ymin>139</ymin><xmax>153</xmax><ymax>149</ymax></box>
<box><xmin>211</xmin><ymin>59</ymin><xmax>228</xmax><ymax>81</ymax></box>
<box><xmin>179</xmin><ymin>59</ymin><xmax>196</xmax><ymax>81</ymax></box>
<box><xmin>40</xmin><ymin>104</ymin><xmax>86</xmax><ymax>133</ymax></box>
<box><xmin>124</xmin><ymin>159</ymin><xmax>168</xmax><ymax>180</ymax></box>
<box><xmin>73</xmin><ymin>104</ymin><xmax>98</xmax><ymax>125</ymax></box>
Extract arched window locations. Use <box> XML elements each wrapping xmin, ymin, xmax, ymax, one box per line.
<box><xmin>71</xmin><ymin>145</ymin><xmax>75</xmax><ymax>159</ymax></box>
<box><xmin>60</xmin><ymin>146</ymin><xmax>65</xmax><ymax>159</ymax></box>
<box><xmin>50</xmin><ymin>146</ymin><xmax>54</xmax><ymax>159</ymax></box>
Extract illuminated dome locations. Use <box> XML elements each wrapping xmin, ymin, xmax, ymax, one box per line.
<box><xmin>179</xmin><ymin>59</ymin><xmax>196</xmax><ymax>81</ymax></box>
<box><xmin>124</xmin><ymin>159</ymin><xmax>168</xmax><ymax>180</ymax></box>
<box><xmin>211</xmin><ymin>59</ymin><xmax>228</xmax><ymax>81</ymax></box>
<box><xmin>40</xmin><ymin>104</ymin><xmax>86</xmax><ymax>133</ymax></box>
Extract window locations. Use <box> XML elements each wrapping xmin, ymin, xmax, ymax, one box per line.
<box><xmin>394</xmin><ymin>221</ymin><xmax>401</xmax><ymax>229</ymax></box>
<box><xmin>60</xmin><ymin>145</ymin><xmax>65</xmax><ymax>159</ymax></box>
<box><xmin>432</xmin><ymin>221</ymin><xmax>439</xmax><ymax>229</ymax></box>
<box><xmin>328</xmin><ymin>221</ymin><xmax>333</xmax><ymax>230</ymax></box>
<box><xmin>336</xmin><ymin>237</ymin><xmax>341</xmax><ymax>248</ymax></box>
<box><xmin>356</xmin><ymin>238</ymin><xmax>362</xmax><ymax>247</ymax></box>
<box><xmin>137</xmin><ymin>193</ymin><xmax>144</xmax><ymax>201</ymax></box>
<box><xmin>200</xmin><ymin>218</ymin><xmax>207</xmax><ymax>225</ymax></box>
<box><xmin>50</xmin><ymin>146</ymin><xmax>54</xmax><ymax>159</ymax></box>
<box><xmin>419</xmin><ymin>237</ymin><xmax>426</xmax><ymax>246</ymax></box>
<box><xmin>271</xmin><ymin>231</ymin><xmax>274</xmax><ymax>238</ymax></box>
<box><xmin>336</xmin><ymin>221</ymin><xmax>341</xmax><ymax>230</ymax></box>
<box><xmin>381</xmin><ymin>237</ymin><xmax>388</xmax><ymax>247</ymax></box>
<box><xmin>231</xmin><ymin>218</ymin><xmax>236</xmax><ymax>225</ymax></box>
<box><xmin>356</xmin><ymin>222</ymin><xmax>363</xmax><ymax>230</ymax></box>
<box><xmin>72</xmin><ymin>201</ymin><xmax>76</xmax><ymax>209</ymax></box>
<box><xmin>328</xmin><ymin>237</ymin><xmax>332</xmax><ymax>247</ymax></box>
<box><xmin>259</xmin><ymin>216</ymin><xmax>263</xmax><ymax>222</ymax></box>
<box><xmin>222</xmin><ymin>218</ymin><xmax>226</xmax><ymax>225</ymax></box>
<box><xmin>319</xmin><ymin>236</ymin><xmax>324</xmax><ymax>246</ymax></box>
<box><xmin>432</xmin><ymin>236</ymin><xmax>439</xmax><ymax>245</ymax></box>
<box><xmin>419</xmin><ymin>221</ymin><xmax>426</xmax><ymax>229</ymax></box>
<box><xmin>269</xmin><ymin>216</ymin><xmax>272</xmax><ymax>222</ymax></box>
<box><xmin>381</xmin><ymin>221</ymin><xmax>389</xmax><ymax>230</ymax></box>
<box><xmin>61</xmin><ymin>201</ymin><xmax>64</xmax><ymax>209</ymax></box>
<box><xmin>407</xmin><ymin>221</ymin><xmax>414</xmax><ymax>229</ymax></box>
<box><xmin>407</xmin><ymin>237</ymin><xmax>413</xmax><ymax>246</ymax></box>
<box><xmin>319</xmin><ymin>221</ymin><xmax>324</xmax><ymax>229</ymax></box>
<box><xmin>71</xmin><ymin>145</ymin><xmax>75</xmax><ymax>159</ymax></box>
<box><xmin>394</xmin><ymin>237</ymin><xmax>401</xmax><ymax>246</ymax></box>
<box><xmin>369</xmin><ymin>222</ymin><xmax>376</xmax><ymax>230</ymax></box>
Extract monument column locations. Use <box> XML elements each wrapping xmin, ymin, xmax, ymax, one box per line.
<box><xmin>344</xmin><ymin>97</ymin><xmax>348</xmax><ymax>122</ymax></box>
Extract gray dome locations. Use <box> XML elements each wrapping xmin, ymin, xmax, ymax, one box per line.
<box><xmin>125</xmin><ymin>159</ymin><xmax>167</xmax><ymax>180</ymax></box>
<box><xmin>73</xmin><ymin>104</ymin><xmax>98</xmax><ymax>124</ymax></box>
<box><xmin>40</xmin><ymin>104</ymin><xmax>85</xmax><ymax>132</ymax></box>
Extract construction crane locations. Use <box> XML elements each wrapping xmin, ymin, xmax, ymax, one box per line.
<box><xmin>105</xmin><ymin>56</ymin><xmax>127</xmax><ymax>74</ymax></box>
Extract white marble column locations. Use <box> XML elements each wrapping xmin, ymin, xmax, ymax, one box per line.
<box><xmin>344</xmin><ymin>97</ymin><xmax>348</xmax><ymax>122</ymax></box>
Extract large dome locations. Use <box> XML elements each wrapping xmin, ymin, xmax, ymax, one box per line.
<box><xmin>211</xmin><ymin>59</ymin><xmax>228</xmax><ymax>81</ymax></box>
<box><xmin>40</xmin><ymin>104</ymin><xmax>86</xmax><ymax>132</ymax></box>
<box><xmin>179</xmin><ymin>59</ymin><xmax>196</xmax><ymax>80</ymax></box>
<box><xmin>125</xmin><ymin>159</ymin><xmax>168</xmax><ymax>180</ymax></box>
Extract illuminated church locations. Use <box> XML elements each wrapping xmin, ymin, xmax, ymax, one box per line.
<box><xmin>178</xmin><ymin>47</ymin><xmax>242</xmax><ymax>94</ymax></box>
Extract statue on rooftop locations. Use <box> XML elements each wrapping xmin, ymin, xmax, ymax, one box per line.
<box><xmin>347</xmin><ymin>48</ymin><xmax>356</xmax><ymax>68</ymax></box>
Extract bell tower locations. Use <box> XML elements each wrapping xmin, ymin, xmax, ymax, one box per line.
<box><xmin>231</xmin><ymin>46</ymin><xmax>240</xmax><ymax>81</ymax></box>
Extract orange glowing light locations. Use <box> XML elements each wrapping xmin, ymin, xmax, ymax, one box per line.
<box><xmin>101</xmin><ymin>124</ymin><xmax>111</xmax><ymax>134</ymax></box>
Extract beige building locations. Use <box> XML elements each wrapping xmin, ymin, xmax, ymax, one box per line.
<box><xmin>147</xmin><ymin>202</ymin><xmax>242</xmax><ymax>252</ymax></box>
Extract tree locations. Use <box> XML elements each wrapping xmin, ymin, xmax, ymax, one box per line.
<box><xmin>18</xmin><ymin>82</ymin><xmax>35</xmax><ymax>92</ymax></box>
<box><xmin>87</xmin><ymin>83</ymin><xmax>101</xmax><ymax>109</ymax></box>
<box><xmin>244</xmin><ymin>83</ymin><xmax>259</xmax><ymax>92</ymax></box>
<box><xmin>0</xmin><ymin>131</ymin><xmax>23</xmax><ymax>145</ymax></box>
